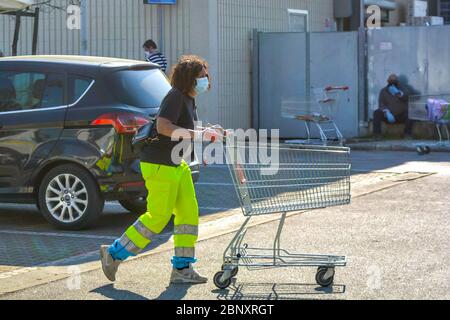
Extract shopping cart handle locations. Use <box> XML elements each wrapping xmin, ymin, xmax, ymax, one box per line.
<box><xmin>325</xmin><ymin>86</ymin><xmax>349</xmax><ymax>91</ymax></box>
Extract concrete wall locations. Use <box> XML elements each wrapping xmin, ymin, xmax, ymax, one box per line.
<box><xmin>215</xmin><ymin>0</ymin><xmax>335</xmax><ymax>129</ymax></box>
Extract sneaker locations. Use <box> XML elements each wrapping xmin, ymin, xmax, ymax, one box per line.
<box><xmin>100</xmin><ymin>245</ymin><xmax>121</xmax><ymax>282</ymax></box>
<box><xmin>170</xmin><ymin>265</ymin><xmax>208</xmax><ymax>284</ymax></box>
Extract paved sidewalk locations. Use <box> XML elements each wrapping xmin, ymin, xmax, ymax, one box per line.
<box><xmin>347</xmin><ymin>139</ymin><xmax>450</xmax><ymax>152</ymax></box>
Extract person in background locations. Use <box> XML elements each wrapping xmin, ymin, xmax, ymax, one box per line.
<box><xmin>373</xmin><ymin>74</ymin><xmax>413</xmax><ymax>140</ymax></box>
<box><xmin>0</xmin><ymin>51</ymin><xmax>4</xmax><ymax>58</ymax></box>
<box><xmin>143</xmin><ymin>39</ymin><xmax>168</xmax><ymax>73</ymax></box>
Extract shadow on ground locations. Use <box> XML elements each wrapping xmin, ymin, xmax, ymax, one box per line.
<box><xmin>91</xmin><ymin>283</ymin><xmax>193</xmax><ymax>300</ymax></box>
<box><xmin>213</xmin><ymin>282</ymin><xmax>346</xmax><ymax>300</ymax></box>
<box><xmin>91</xmin><ymin>284</ymin><xmax>149</xmax><ymax>300</ymax></box>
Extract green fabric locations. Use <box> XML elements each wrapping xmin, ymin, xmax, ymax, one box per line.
<box><xmin>123</xmin><ymin>160</ymin><xmax>199</xmax><ymax>257</ymax></box>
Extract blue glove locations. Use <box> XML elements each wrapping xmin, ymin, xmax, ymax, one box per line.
<box><xmin>384</xmin><ymin>109</ymin><xmax>396</xmax><ymax>123</ymax></box>
<box><xmin>389</xmin><ymin>85</ymin><xmax>403</xmax><ymax>97</ymax></box>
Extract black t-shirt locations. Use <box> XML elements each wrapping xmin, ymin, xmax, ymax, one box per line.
<box><xmin>140</xmin><ymin>88</ymin><xmax>197</xmax><ymax>167</ymax></box>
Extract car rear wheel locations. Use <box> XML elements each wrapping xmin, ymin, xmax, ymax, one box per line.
<box><xmin>119</xmin><ymin>197</ymin><xmax>147</xmax><ymax>215</ymax></box>
<box><xmin>38</xmin><ymin>164</ymin><xmax>104</xmax><ymax>230</ymax></box>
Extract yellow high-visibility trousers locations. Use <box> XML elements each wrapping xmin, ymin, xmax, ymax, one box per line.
<box><xmin>109</xmin><ymin>160</ymin><xmax>199</xmax><ymax>261</ymax></box>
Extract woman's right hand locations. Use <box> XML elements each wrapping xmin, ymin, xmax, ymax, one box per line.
<box><xmin>204</xmin><ymin>127</ymin><xmax>224</xmax><ymax>143</ymax></box>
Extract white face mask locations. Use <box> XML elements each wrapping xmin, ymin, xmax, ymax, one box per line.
<box><xmin>195</xmin><ymin>77</ymin><xmax>209</xmax><ymax>95</ymax></box>
<box><xmin>144</xmin><ymin>51</ymin><xmax>151</xmax><ymax>59</ymax></box>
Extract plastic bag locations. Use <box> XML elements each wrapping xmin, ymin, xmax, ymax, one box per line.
<box><xmin>426</xmin><ymin>99</ymin><xmax>450</xmax><ymax>122</ymax></box>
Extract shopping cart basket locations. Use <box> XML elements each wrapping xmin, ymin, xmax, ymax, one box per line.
<box><xmin>282</xmin><ymin>86</ymin><xmax>349</xmax><ymax>146</ymax></box>
<box><xmin>409</xmin><ymin>94</ymin><xmax>450</xmax><ymax>155</ymax></box>
<box><xmin>213</xmin><ymin>143</ymin><xmax>351</xmax><ymax>289</ymax></box>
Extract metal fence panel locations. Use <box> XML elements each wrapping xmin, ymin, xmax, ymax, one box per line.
<box><xmin>258</xmin><ymin>32</ymin><xmax>307</xmax><ymax>138</ymax></box>
<box><xmin>257</xmin><ymin>31</ymin><xmax>359</xmax><ymax>139</ymax></box>
<box><xmin>310</xmin><ymin>31</ymin><xmax>359</xmax><ymax>138</ymax></box>
<box><xmin>367</xmin><ymin>26</ymin><xmax>450</xmax><ymax>118</ymax></box>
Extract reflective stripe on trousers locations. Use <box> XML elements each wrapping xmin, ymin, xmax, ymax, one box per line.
<box><xmin>109</xmin><ymin>161</ymin><xmax>199</xmax><ymax>261</ymax></box>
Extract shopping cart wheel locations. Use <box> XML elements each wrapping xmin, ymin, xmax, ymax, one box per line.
<box><xmin>221</xmin><ymin>264</ymin><xmax>239</xmax><ymax>277</ymax></box>
<box><xmin>316</xmin><ymin>267</ymin><xmax>335</xmax><ymax>287</ymax></box>
<box><xmin>213</xmin><ymin>271</ymin><xmax>232</xmax><ymax>289</ymax></box>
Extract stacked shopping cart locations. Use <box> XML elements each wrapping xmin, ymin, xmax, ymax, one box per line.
<box><xmin>282</xmin><ymin>86</ymin><xmax>349</xmax><ymax>146</ymax></box>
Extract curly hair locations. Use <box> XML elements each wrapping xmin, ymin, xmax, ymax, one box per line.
<box><xmin>169</xmin><ymin>55</ymin><xmax>210</xmax><ymax>96</ymax></box>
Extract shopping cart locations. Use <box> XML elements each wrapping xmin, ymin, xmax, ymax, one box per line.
<box><xmin>282</xmin><ymin>86</ymin><xmax>349</xmax><ymax>146</ymax></box>
<box><xmin>213</xmin><ymin>143</ymin><xmax>351</xmax><ymax>289</ymax></box>
<box><xmin>409</xmin><ymin>94</ymin><xmax>450</xmax><ymax>155</ymax></box>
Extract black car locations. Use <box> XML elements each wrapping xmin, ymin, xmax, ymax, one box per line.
<box><xmin>0</xmin><ymin>56</ymin><xmax>200</xmax><ymax>230</ymax></box>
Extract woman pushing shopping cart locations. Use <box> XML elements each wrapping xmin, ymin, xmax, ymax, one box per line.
<box><xmin>100</xmin><ymin>55</ymin><xmax>225</xmax><ymax>284</ymax></box>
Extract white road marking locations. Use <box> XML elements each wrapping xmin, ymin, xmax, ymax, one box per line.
<box><xmin>0</xmin><ymin>267</ymin><xmax>39</xmax><ymax>280</ymax></box>
<box><xmin>36</xmin><ymin>250</ymin><xmax>101</xmax><ymax>267</ymax></box>
<box><xmin>0</xmin><ymin>230</ymin><xmax>116</xmax><ymax>240</ymax></box>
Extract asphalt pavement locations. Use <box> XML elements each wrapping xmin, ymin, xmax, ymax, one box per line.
<box><xmin>0</xmin><ymin>150</ymin><xmax>449</xmax><ymax>300</ymax></box>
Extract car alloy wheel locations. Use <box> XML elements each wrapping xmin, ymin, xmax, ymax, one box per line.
<box><xmin>45</xmin><ymin>174</ymin><xmax>89</xmax><ymax>223</ymax></box>
<box><xmin>39</xmin><ymin>164</ymin><xmax>104</xmax><ymax>230</ymax></box>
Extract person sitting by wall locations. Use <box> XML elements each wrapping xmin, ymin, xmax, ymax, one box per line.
<box><xmin>373</xmin><ymin>74</ymin><xmax>413</xmax><ymax>140</ymax></box>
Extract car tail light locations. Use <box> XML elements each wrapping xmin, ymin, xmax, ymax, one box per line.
<box><xmin>91</xmin><ymin>113</ymin><xmax>150</xmax><ymax>134</ymax></box>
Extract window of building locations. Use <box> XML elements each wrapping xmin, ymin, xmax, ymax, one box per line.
<box><xmin>440</xmin><ymin>0</ymin><xmax>450</xmax><ymax>24</ymax></box>
<box><xmin>288</xmin><ymin>9</ymin><xmax>309</xmax><ymax>32</ymax></box>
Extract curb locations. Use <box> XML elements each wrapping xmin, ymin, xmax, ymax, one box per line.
<box><xmin>347</xmin><ymin>142</ymin><xmax>450</xmax><ymax>153</ymax></box>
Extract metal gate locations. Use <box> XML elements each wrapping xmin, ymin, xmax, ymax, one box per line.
<box><xmin>367</xmin><ymin>25</ymin><xmax>450</xmax><ymax>118</ymax></box>
<box><xmin>253</xmin><ymin>31</ymin><xmax>359</xmax><ymax>139</ymax></box>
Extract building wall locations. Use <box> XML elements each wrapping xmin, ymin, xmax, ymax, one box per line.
<box><xmin>216</xmin><ymin>0</ymin><xmax>335</xmax><ymax>128</ymax></box>
<box><xmin>0</xmin><ymin>0</ymin><xmax>81</xmax><ymax>56</ymax></box>
<box><xmin>388</xmin><ymin>0</ymin><xmax>409</xmax><ymax>26</ymax></box>
<box><xmin>86</xmin><ymin>0</ymin><xmax>194</xmax><ymax>66</ymax></box>
<box><xmin>388</xmin><ymin>0</ymin><xmax>450</xmax><ymax>26</ymax></box>
<box><xmin>0</xmin><ymin>0</ymin><xmax>193</xmax><ymax>66</ymax></box>
<box><xmin>439</xmin><ymin>0</ymin><xmax>450</xmax><ymax>23</ymax></box>
<box><xmin>0</xmin><ymin>0</ymin><xmax>335</xmax><ymax>129</ymax></box>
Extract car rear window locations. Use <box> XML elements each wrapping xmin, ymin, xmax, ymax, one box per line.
<box><xmin>69</xmin><ymin>76</ymin><xmax>94</xmax><ymax>105</ymax></box>
<box><xmin>106</xmin><ymin>69</ymin><xmax>171</xmax><ymax>109</ymax></box>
